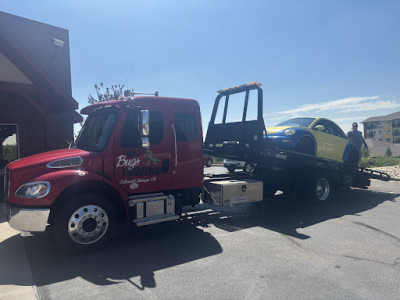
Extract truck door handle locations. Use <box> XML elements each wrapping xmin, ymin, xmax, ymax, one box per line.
<box><xmin>171</xmin><ymin>124</ymin><xmax>177</xmax><ymax>174</ymax></box>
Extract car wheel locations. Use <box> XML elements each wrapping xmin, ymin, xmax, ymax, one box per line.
<box><xmin>345</xmin><ymin>150</ymin><xmax>359</xmax><ymax>167</ymax></box>
<box><xmin>243</xmin><ymin>162</ymin><xmax>255</xmax><ymax>173</ymax></box>
<box><xmin>227</xmin><ymin>166</ymin><xmax>236</xmax><ymax>173</ymax></box>
<box><xmin>53</xmin><ymin>194</ymin><xmax>117</xmax><ymax>251</ymax></box>
<box><xmin>296</xmin><ymin>138</ymin><xmax>315</xmax><ymax>155</ymax></box>
<box><xmin>206</xmin><ymin>158</ymin><xmax>212</xmax><ymax>167</ymax></box>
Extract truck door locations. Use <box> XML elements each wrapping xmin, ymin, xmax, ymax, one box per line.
<box><xmin>170</xmin><ymin>109</ymin><xmax>203</xmax><ymax>190</ymax></box>
<box><xmin>114</xmin><ymin>108</ymin><xmax>172</xmax><ymax>194</ymax></box>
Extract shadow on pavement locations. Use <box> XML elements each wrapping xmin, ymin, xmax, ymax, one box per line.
<box><xmin>0</xmin><ymin>188</ymin><xmax>397</xmax><ymax>292</ymax></box>
<box><xmin>0</xmin><ymin>219</ymin><xmax>222</xmax><ymax>292</ymax></box>
<box><xmin>186</xmin><ymin>188</ymin><xmax>399</xmax><ymax>240</ymax></box>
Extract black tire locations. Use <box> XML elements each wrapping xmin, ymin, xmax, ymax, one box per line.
<box><xmin>243</xmin><ymin>162</ymin><xmax>255</xmax><ymax>173</ymax></box>
<box><xmin>206</xmin><ymin>158</ymin><xmax>212</xmax><ymax>167</ymax></box>
<box><xmin>227</xmin><ymin>166</ymin><xmax>236</xmax><ymax>173</ymax></box>
<box><xmin>297</xmin><ymin>174</ymin><xmax>333</xmax><ymax>204</ymax></box>
<box><xmin>345</xmin><ymin>150</ymin><xmax>359</xmax><ymax>167</ymax></box>
<box><xmin>296</xmin><ymin>137</ymin><xmax>315</xmax><ymax>156</ymax></box>
<box><xmin>53</xmin><ymin>194</ymin><xmax>117</xmax><ymax>251</ymax></box>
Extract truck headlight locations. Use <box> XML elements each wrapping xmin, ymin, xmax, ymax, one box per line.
<box><xmin>284</xmin><ymin>129</ymin><xmax>296</xmax><ymax>136</ymax></box>
<box><xmin>15</xmin><ymin>181</ymin><xmax>50</xmax><ymax>199</ymax></box>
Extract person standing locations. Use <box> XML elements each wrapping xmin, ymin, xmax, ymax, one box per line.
<box><xmin>347</xmin><ymin>122</ymin><xmax>368</xmax><ymax>154</ymax></box>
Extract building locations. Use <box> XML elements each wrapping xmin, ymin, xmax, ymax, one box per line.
<box><xmin>0</xmin><ymin>12</ymin><xmax>82</xmax><ymax>172</ymax></box>
<box><xmin>361</xmin><ymin>111</ymin><xmax>400</xmax><ymax>144</ymax></box>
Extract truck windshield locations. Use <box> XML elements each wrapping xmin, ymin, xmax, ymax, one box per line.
<box><xmin>276</xmin><ymin>117</ymin><xmax>316</xmax><ymax>128</ymax></box>
<box><xmin>75</xmin><ymin>107</ymin><xmax>118</xmax><ymax>152</ymax></box>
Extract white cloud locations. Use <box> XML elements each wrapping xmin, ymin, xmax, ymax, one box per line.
<box><xmin>278</xmin><ymin>96</ymin><xmax>384</xmax><ymax>116</ymax></box>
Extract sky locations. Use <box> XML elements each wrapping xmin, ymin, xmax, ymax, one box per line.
<box><xmin>2</xmin><ymin>0</ymin><xmax>400</xmax><ymax>134</ymax></box>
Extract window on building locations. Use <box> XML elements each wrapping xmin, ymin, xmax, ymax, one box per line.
<box><xmin>378</xmin><ymin>122</ymin><xmax>382</xmax><ymax>127</ymax></box>
<box><xmin>0</xmin><ymin>124</ymin><xmax>19</xmax><ymax>169</ymax></box>
<box><xmin>386</xmin><ymin>130</ymin><xmax>391</xmax><ymax>134</ymax></box>
<box><xmin>386</xmin><ymin>121</ymin><xmax>391</xmax><ymax>125</ymax></box>
<box><xmin>386</xmin><ymin>138</ymin><xmax>391</xmax><ymax>143</ymax></box>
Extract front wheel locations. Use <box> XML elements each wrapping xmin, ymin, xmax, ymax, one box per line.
<box><xmin>227</xmin><ymin>166</ymin><xmax>236</xmax><ymax>173</ymax></box>
<box><xmin>296</xmin><ymin>138</ymin><xmax>315</xmax><ymax>156</ymax></box>
<box><xmin>53</xmin><ymin>194</ymin><xmax>117</xmax><ymax>251</ymax></box>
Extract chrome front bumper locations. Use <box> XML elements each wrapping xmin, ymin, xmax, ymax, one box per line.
<box><xmin>4</xmin><ymin>203</ymin><xmax>50</xmax><ymax>232</ymax></box>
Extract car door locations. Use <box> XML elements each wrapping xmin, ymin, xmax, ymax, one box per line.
<box><xmin>114</xmin><ymin>108</ymin><xmax>172</xmax><ymax>194</ymax></box>
<box><xmin>312</xmin><ymin>120</ymin><xmax>347</xmax><ymax>162</ymax></box>
<box><xmin>170</xmin><ymin>109</ymin><xmax>203</xmax><ymax>190</ymax></box>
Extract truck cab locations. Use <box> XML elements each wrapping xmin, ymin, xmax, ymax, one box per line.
<box><xmin>4</xmin><ymin>96</ymin><xmax>204</xmax><ymax>250</ymax></box>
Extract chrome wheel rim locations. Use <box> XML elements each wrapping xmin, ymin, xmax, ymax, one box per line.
<box><xmin>315</xmin><ymin>178</ymin><xmax>330</xmax><ymax>201</ymax></box>
<box><xmin>68</xmin><ymin>205</ymin><xmax>109</xmax><ymax>245</ymax></box>
<box><xmin>245</xmin><ymin>163</ymin><xmax>254</xmax><ymax>173</ymax></box>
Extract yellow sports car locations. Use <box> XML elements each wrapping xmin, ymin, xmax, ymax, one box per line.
<box><xmin>266</xmin><ymin>117</ymin><xmax>360</xmax><ymax>166</ymax></box>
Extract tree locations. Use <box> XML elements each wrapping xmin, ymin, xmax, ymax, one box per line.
<box><xmin>385</xmin><ymin>147</ymin><xmax>392</xmax><ymax>157</ymax></box>
<box><xmin>88</xmin><ymin>83</ymin><xmax>125</xmax><ymax>104</ymax></box>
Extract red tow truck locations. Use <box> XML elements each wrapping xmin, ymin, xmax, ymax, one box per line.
<box><xmin>2</xmin><ymin>83</ymin><xmax>395</xmax><ymax>250</ymax></box>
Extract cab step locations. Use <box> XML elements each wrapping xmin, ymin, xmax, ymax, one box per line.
<box><xmin>129</xmin><ymin>193</ymin><xmax>179</xmax><ymax>226</ymax></box>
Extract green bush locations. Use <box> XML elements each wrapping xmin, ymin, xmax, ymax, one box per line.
<box><xmin>3</xmin><ymin>144</ymin><xmax>18</xmax><ymax>162</ymax></box>
<box><xmin>360</xmin><ymin>156</ymin><xmax>400</xmax><ymax>168</ymax></box>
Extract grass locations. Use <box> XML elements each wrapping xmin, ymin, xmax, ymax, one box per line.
<box><xmin>360</xmin><ymin>156</ymin><xmax>400</xmax><ymax>168</ymax></box>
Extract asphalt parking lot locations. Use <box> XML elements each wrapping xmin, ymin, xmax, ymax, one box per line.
<box><xmin>1</xmin><ymin>166</ymin><xmax>400</xmax><ymax>299</ymax></box>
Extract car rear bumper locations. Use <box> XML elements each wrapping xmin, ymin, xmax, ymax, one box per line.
<box><xmin>4</xmin><ymin>202</ymin><xmax>50</xmax><ymax>232</ymax></box>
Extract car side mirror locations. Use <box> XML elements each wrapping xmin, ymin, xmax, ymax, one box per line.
<box><xmin>140</xmin><ymin>110</ymin><xmax>150</xmax><ymax>149</ymax></box>
<box><xmin>314</xmin><ymin>125</ymin><xmax>325</xmax><ymax>132</ymax></box>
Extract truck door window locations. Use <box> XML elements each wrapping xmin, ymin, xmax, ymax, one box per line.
<box><xmin>149</xmin><ymin>111</ymin><xmax>164</xmax><ymax>145</ymax></box>
<box><xmin>175</xmin><ymin>113</ymin><xmax>198</xmax><ymax>142</ymax></box>
<box><xmin>120</xmin><ymin>110</ymin><xmax>140</xmax><ymax>148</ymax></box>
<box><xmin>121</xmin><ymin>111</ymin><xmax>164</xmax><ymax>148</ymax></box>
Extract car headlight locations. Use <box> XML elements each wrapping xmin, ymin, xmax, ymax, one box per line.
<box><xmin>284</xmin><ymin>129</ymin><xmax>296</xmax><ymax>136</ymax></box>
<box><xmin>15</xmin><ymin>181</ymin><xmax>50</xmax><ymax>199</ymax></box>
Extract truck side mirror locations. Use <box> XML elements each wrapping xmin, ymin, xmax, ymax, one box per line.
<box><xmin>141</xmin><ymin>110</ymin><xmax>150</xmax><ymax>136</ymax></box>
<box><xmin>140</xmin><ymin>110</ymin><xmax>150</xmax><ymax>149</ymax></box>
<box><xmin>314</xmin><ymin>125</ymin><xmax>325</xmax><ymax>132</ymax></box>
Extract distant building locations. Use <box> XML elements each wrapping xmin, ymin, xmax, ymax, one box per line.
<box><xmin>0</xmin><ymin>12</ymin><xmax>82</xmax><ymax>172</ymax></box>
<box><xmin>361</xmin><ymin>111</ymin><xmax>400</xmax><ymax>144</ymax></box>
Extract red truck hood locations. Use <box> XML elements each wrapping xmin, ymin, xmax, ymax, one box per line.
<box><xmin>7</xmin><ymin>148</ymin><xmax>90</xmax><ymax>171</ymax></box>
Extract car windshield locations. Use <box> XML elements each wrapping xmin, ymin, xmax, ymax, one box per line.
<box><xmin>75</xmin><ymin>107</ymin><xmax>118</xmax><ymax>152</ymax></box>
<box><xmin>276</xmin><ymin>117</ymin><xmax>316</xmax><ymax>127</ymax></box>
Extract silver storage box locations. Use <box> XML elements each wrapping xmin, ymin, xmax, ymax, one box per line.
<box><xmin>206</xmin><ymin>179</ymin><xmax>263</xmax><ymax>206</ymax></box>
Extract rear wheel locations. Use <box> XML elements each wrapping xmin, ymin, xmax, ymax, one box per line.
<box><xmin>297</xmin><ymin>173</ymin><xmax>333</xmax><ymax>203</ymax></box>
<box><xmin>345</xmin><ymin>150</ymin><xmax>359</xmax><ymax>167</ymax></box>
<box><xmin>206</xmin><ymin>158</ymin><xmax>212</xmax><ymax>167</ymax></box>
<box><xmin>296</xmin><ymin>138</ymin><xmax>315</xmax><ymax>155</ymax></box>
<box><xmin>243</xmin><ymin>162</ymin><xmax>255</xmax><ymax>173</ymax></box>
<box><xmin>53</xmin><ymin>194</ymin><xmax>117</xmax><ymax>251</ymax></box>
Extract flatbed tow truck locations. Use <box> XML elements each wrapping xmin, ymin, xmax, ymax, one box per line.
<box><xmin>203</xmin><ymin>82</ymin><xmax>397</xmax><ymax>204</ymax></box>
<box><xmin>3</xmin><ymin>82</ymin><xmax>398</xmax><ymax>250</ymax></box>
